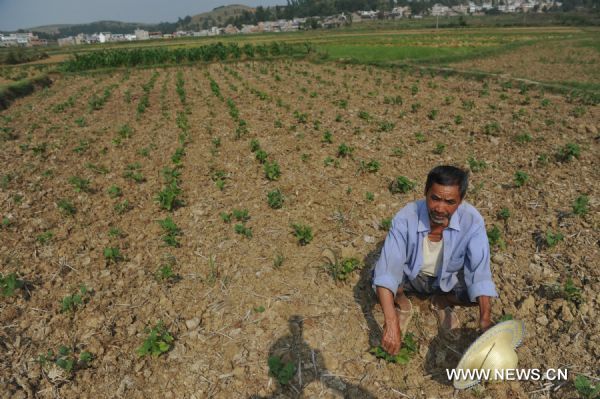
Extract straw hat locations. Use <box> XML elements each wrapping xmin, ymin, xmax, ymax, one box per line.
<box><xmin>453</xmin><ymin>320</ymin><xmax>526</xmax><ymax>389</ymax></box>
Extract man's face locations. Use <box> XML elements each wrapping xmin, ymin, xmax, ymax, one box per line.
<box><xmin>425</xmin><ymin>183</ymin><xmax>462</xmax><ymax>227</ymax></box>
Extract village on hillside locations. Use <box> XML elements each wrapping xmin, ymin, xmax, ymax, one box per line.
<box><xmin>1</xmin><ymin>0</ymin><xmax>564</xmax><ymax>48</ymax></box>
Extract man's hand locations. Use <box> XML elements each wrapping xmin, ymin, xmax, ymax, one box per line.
<box><xmin>477</xmin><ymin>295</ymin><xmax>492</xmax><ymax>332</ymax></box>
<box><xmin>382</xmin><ymin>316</ymin><xmax>402</xmax><ymax>355</ymax></box>
<box><xmin>376</xmin><ymin>286</ymin><xmax>402</xmax><ymax>355</ymax></box>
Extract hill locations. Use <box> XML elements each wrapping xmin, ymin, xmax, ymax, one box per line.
<box><xmin>190</xmin><ymin>4</ymin><xmax>255</xmax><ymax>30</ymax></box>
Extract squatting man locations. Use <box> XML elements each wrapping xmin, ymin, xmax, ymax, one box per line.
<box><xmin>373</xmin><ymin>165</ymin><xmax>498</xmax><ymax>355</ymax></box>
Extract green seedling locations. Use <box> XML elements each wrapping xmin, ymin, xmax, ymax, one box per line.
<box><xmin>103</xmin><ymin>247</ymin><xmax>123</xmax><ymax>263</ymax></box>
<box><xmin>137</xmin><ymin>321</ymin><xmax>174</xmax><ymax>357</ymax></box>
<box><xmin>383</xmin><ymin>95</ymin><xmax>403</xmax><ymax>105</ymax></box>
<box><xmin>370</xmin><ymin>332</ymin><xmax>418</xmax><ymax>364</ymax></box>
<box><xmin>268</xmin><ymin>356</ymin><xmax>296</xmax><ymax>385</ymax></box>
<box><xmin>255</xmin><ymin>149</ymin><xmax>268</xmax><ymax>163</ymax></box>
<box><xmin>158</xmin><ymin>217</ymin><xmax>182</xmax><ymax>247</ymax></box>
<box><xmin>68</xmin><ymin>176</ymin><xmax>91</xmax><ymax>193</ymax></box>
<box><xmin>513</xmin><ymin>171</ymin><xmax>529</xmax><ymax>187</ymax></box>
<box><xmin>572</xmin><ymin>195</ymin><xmax>589</xmax><ymax>216</ymax></box>
<box><xmin>267</xmin><ymin>189</ymin><xmax>284</xmax><ymax>209</ymax></box>
<box><xmin>389</xmin><ymin>176</ymin><xmax>415</xmax><ymax>194</ymax></box>
<box><xmin>571</xmin><ymin>106</ymin><xmax>586</xmax><ymax>118</ymax></box>
<box><xmin>326</xmin><ymin>257</ymin><xmax>361</xmax><ymax>281</ymax></box>
<box><xmin>414</xmin><ymin>132</ymin><xmax>426</xmax><ymax>143</ymax></box>
<box><xmin>545</xmin><ymin>230</ymin><xmax>563</xmax><ymax>247</ymax></box>
<box><xmin>232</xmin><ymin>209</ymin><xmax>250</xmax><ymax>222</ymax></box>
<box><xmin>273</xmin><ymin>253</ymin><xmax>284</xmax><ymax>269</ymax></box>
<box><xmin>118</xmin><ymin>124</ymin><xmax>133</xmax><ymax>139</ymax></box>
<box><xmin>114</xmin><ymin>200</ymin><xmax>131</xmax><ymax>215</ymax></box>
<box><xmin>391</xmin><ymin>147</ymin><xmax>403</xmax><ymax>157</ymax></box>
<box><xmin>359</xmin><ymin>160</ymin><xmax>380</xmax><ymax>174</ymax></box>
<box><xmin>38</xmin><ymin>346</ymin><xmax>93</xmax><ymax>374</ymax></box>
<box><xmin>156</xmin><ymin>264</ymin><xmax>175</xmax><ymax>281</ymax></box>
<box><xmin>556</xmin><ymin>143</ymin><xmax>580</xmax><ymax>162</ymax></box>
<box><xmin>107</xmin><ymin>185</ymin><xmax>122</xmax><ymax>198</ymax></box>
<box><xmin>171</xmin><ymin>147</ymin><xmax>185</xmax><ymax>164</ymax></box>
<box><xmin>1</xmin><ymin>217</ymin><xmax>10</xmax><ymax>228</ymax></box>
<box><xmin>454</xmin><ymin>115</ymin><xmax>463</xmax><ymax>125</ymax></box>
<box><xmin>61</xmin><ymin>285</ymin><xmax>91</xmax><ymax>313</ymax></box>
<box><xmin>57</xmin><ymin>199</ymin><xmax>76</xmax><ymax>215</ymax></box>
<box><xmin>365</xmin><ymin>192</ymin><xmax>374</xmax><ymax>202</ymax></box>
<box><xmin>254</xmin><ymin>305</ymin><xmax>265</xmax><ymax>313</ymax></box>
<box><xmin>234</xmin><ymin>223</ymin><xmax>252</xmax><ymax>238</ymax></box>
<box><xmin>220</xmin><ymin>212</ymin><xmax>232</xmax><ymax>223</ymax></box>
<box><xmin>497</xmin><ymin>208</ymin><xmax>510</xmax><ymax>222</ymax></box>
<box><xmin>487</xmin><ymin>225</ymin><xmax>506</xmax><ymax>250</ymax></box>
<box><xmin>264</xmin><ymin>161</ymin><xmax>281</xmax><ymax>181</ymax></box>
<box><xmin>322</xmin><ymin>130</ymin><xmax>333</xmax><ymax>144</ymax></box>
<box><xmin>156</xmin><ymin>183</ymin><xmax>182</xmax><ymax>211</ymax></box>
<box><xmin>427</xmin><ymin>109</ymin><xmax>438</xmax><ymax>120</ymax></box>
<box><xmin>574</xmin><ymin>375</ymin><xmax>600</xmax><ymax>399</ymax></box>
<box><xmin>497</xmin><ymin>314</ymin><xmax>514</xmax><ymax>323</ymax></box>
<box><xmin>74</xmin><ymin>117</ymin><xmax>87</xmax><ymax>127</ymax></box>
<box><xmin>337</xmin><ymin>143</ymin><xmax>353</xmax><ymax>158</ymax></box>
<box><xmin>1</xmin><ymin>173</ymin><xmax>12</xmax><ymax>189</ymax></box>
<box><xmin>563</xmin><ymin>278</ymin><xmax>583</xmax><ymax>306</ymax></box>
<box><xmin>467</xmin><ymin>156</ymin><xmax>487</xmax><ymax>172</ymax></box>
<box><xmin>123</xmin><ymin>170</ymin><xmax>145</xmax><ymax>183</ymax></box>
<box><xmin>433</xmin><ymin>143</ymin><xmax>446</xmax><ymax>155</ymax></box>
<box><xmin>250</xmin><ymin>139</ymin><xmax>260</xmax><ymax>152</ymax></box>
<box><xmin>1</xmin><ymin>272</ymin><xmax>24</xmax><ymax>296</ymax></box>
<box><xmin>380</xmin><ymin>218</ymin><xmax>392</xmax><ymax>231</ymax></box>
<box><xmin>292</xmin><ymin>223</ymin><xmax>313</xmax><ymax>246</ymax></box>
<box><xmin>36</xmin><ymin>231</ymin><xmax>54</xmax><ymax>245</ymax></box>
<box><xmin>515</xmin><ymin>133</ymin><xmax>532</xmax><ymax>143</ymax></box>
<box><xmin>162</xmin><ymin>167</ymin><xmax>181</xmax><ymax>184</ymax></box>
<box><xmin>483</xmin><ymin>121</ymin><xmax>500</xmax><ymax>136</ymax></box>
<box><xmin>108</xmin><ymin>227</ymin><xmax>124</xmax><ymax>238</ymax></box>
<box><xmin>323</xmin><ymin>156</ymin><xmax>334</xmax><ymax>166</ymax></box>
<box><xmin>73</xmin><ymin>141</ymin><xmax>89</xmax><ymax>154</ymax></box>
<box><xmin>378</xmin><ymin>120</ymin><xmax>395</xmax><ymax>132</ymax></box>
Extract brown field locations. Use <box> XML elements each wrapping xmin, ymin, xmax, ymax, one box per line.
<box><xmin>450</xmin><ymin>37</ymin><xmax>600</xmax><ymax>85</ymax></box>
<box><xmin>0</xmin><ymin>59</ymin><xmax>598</xmax><ymax>398</ymax></box>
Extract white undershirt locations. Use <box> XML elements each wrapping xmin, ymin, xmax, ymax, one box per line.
<box><xmin>420</xmin><ymin>236</ymin><xmax>444</xmax><ymax>277</ymax></box>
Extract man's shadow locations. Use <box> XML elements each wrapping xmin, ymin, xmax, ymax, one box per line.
<box><xmin>423</xmin><ymin>327</ymin><xmax>479</xmax><ymax>385</ymax></box>
<box><xmin>249</xmin><ymin>315</ymin><xmax>375</xmax><ymax>398</ymax></box>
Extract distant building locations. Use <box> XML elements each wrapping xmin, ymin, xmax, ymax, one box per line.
<box><xmin>431</xmin><ymin>4</ymin><xmax>451</xmax><ymax>16</ymax></box>
<box><xmin>98</xmin><ymin>32</ymin><xmax>111</xmax><ymax>43</ymax></box>
<box><xmin>149</xmin><ymin>31</ymin><xmax>163</xmax><ymax>39</ymax></box>
<box><xmin>135</xmin><ymin>29</ymin><xmax>149</xmax><ymax>40</ymax></box>
<box><xmin>58</xmin><ymin>36</ymin><xmax>76</xmax><ymax>47</ymax></box>
<box><xmin>224</xmin><ymin>24</ymin><xmax>240</xmax><ymax>34</ymax></box>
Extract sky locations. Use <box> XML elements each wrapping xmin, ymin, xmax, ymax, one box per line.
<box><xmin>0</xmin><ymin>0</ymin><xmax>286</xmax><ymax>31</ymax></box>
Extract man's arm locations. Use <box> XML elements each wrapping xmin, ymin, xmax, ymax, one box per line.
<box><xmin>464</xmin><ymin>222</ymin><xmax>498</xmax><ymax>329</ymax></box>
<box><xmin>373</xmin><ymin>216</ymin><xmax>409</xmax><ymax>355</ymax></box>
<box><xmin>477</xmin><ymin>295</ymin><xmax>492</xmax><ymax>331</ymax></box>
<box><xmin>377</xmin><ymin>286</ymin><xmax>401</xmax><ymax>355</ymax></box>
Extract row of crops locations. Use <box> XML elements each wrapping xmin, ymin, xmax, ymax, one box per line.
<box><xmin>60</xmin><ymin>41</ymin><xmax>316</xmax><ymax>72</ymax></box>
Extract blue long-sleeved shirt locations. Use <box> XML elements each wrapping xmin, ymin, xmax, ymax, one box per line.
<box><xmin>373</xmin><ymin>199</ymin><xmax>498</xmax><ymax>302</ymax></box>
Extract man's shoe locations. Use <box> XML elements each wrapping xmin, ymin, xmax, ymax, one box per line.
<box><xmin>431</xmin><ymin>295</ymin><xmax>460</xmax><ymax>332</ymax></box>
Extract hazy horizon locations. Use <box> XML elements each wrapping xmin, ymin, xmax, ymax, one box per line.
<box><xmin>0</xmin><ymin>0</ymin><xmax>286</xmax><ymax>32</ymax></box>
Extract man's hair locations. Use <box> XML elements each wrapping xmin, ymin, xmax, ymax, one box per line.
<box><xmin>425</xmin><ymin>165</ymin><xmax>469</xmax><ymax>199</ymax></box>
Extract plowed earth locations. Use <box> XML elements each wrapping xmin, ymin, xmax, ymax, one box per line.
<box><xmin>1</xmin><ymin>60</ymin><xmax>598</xmax><ymax>399</ymax></box>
